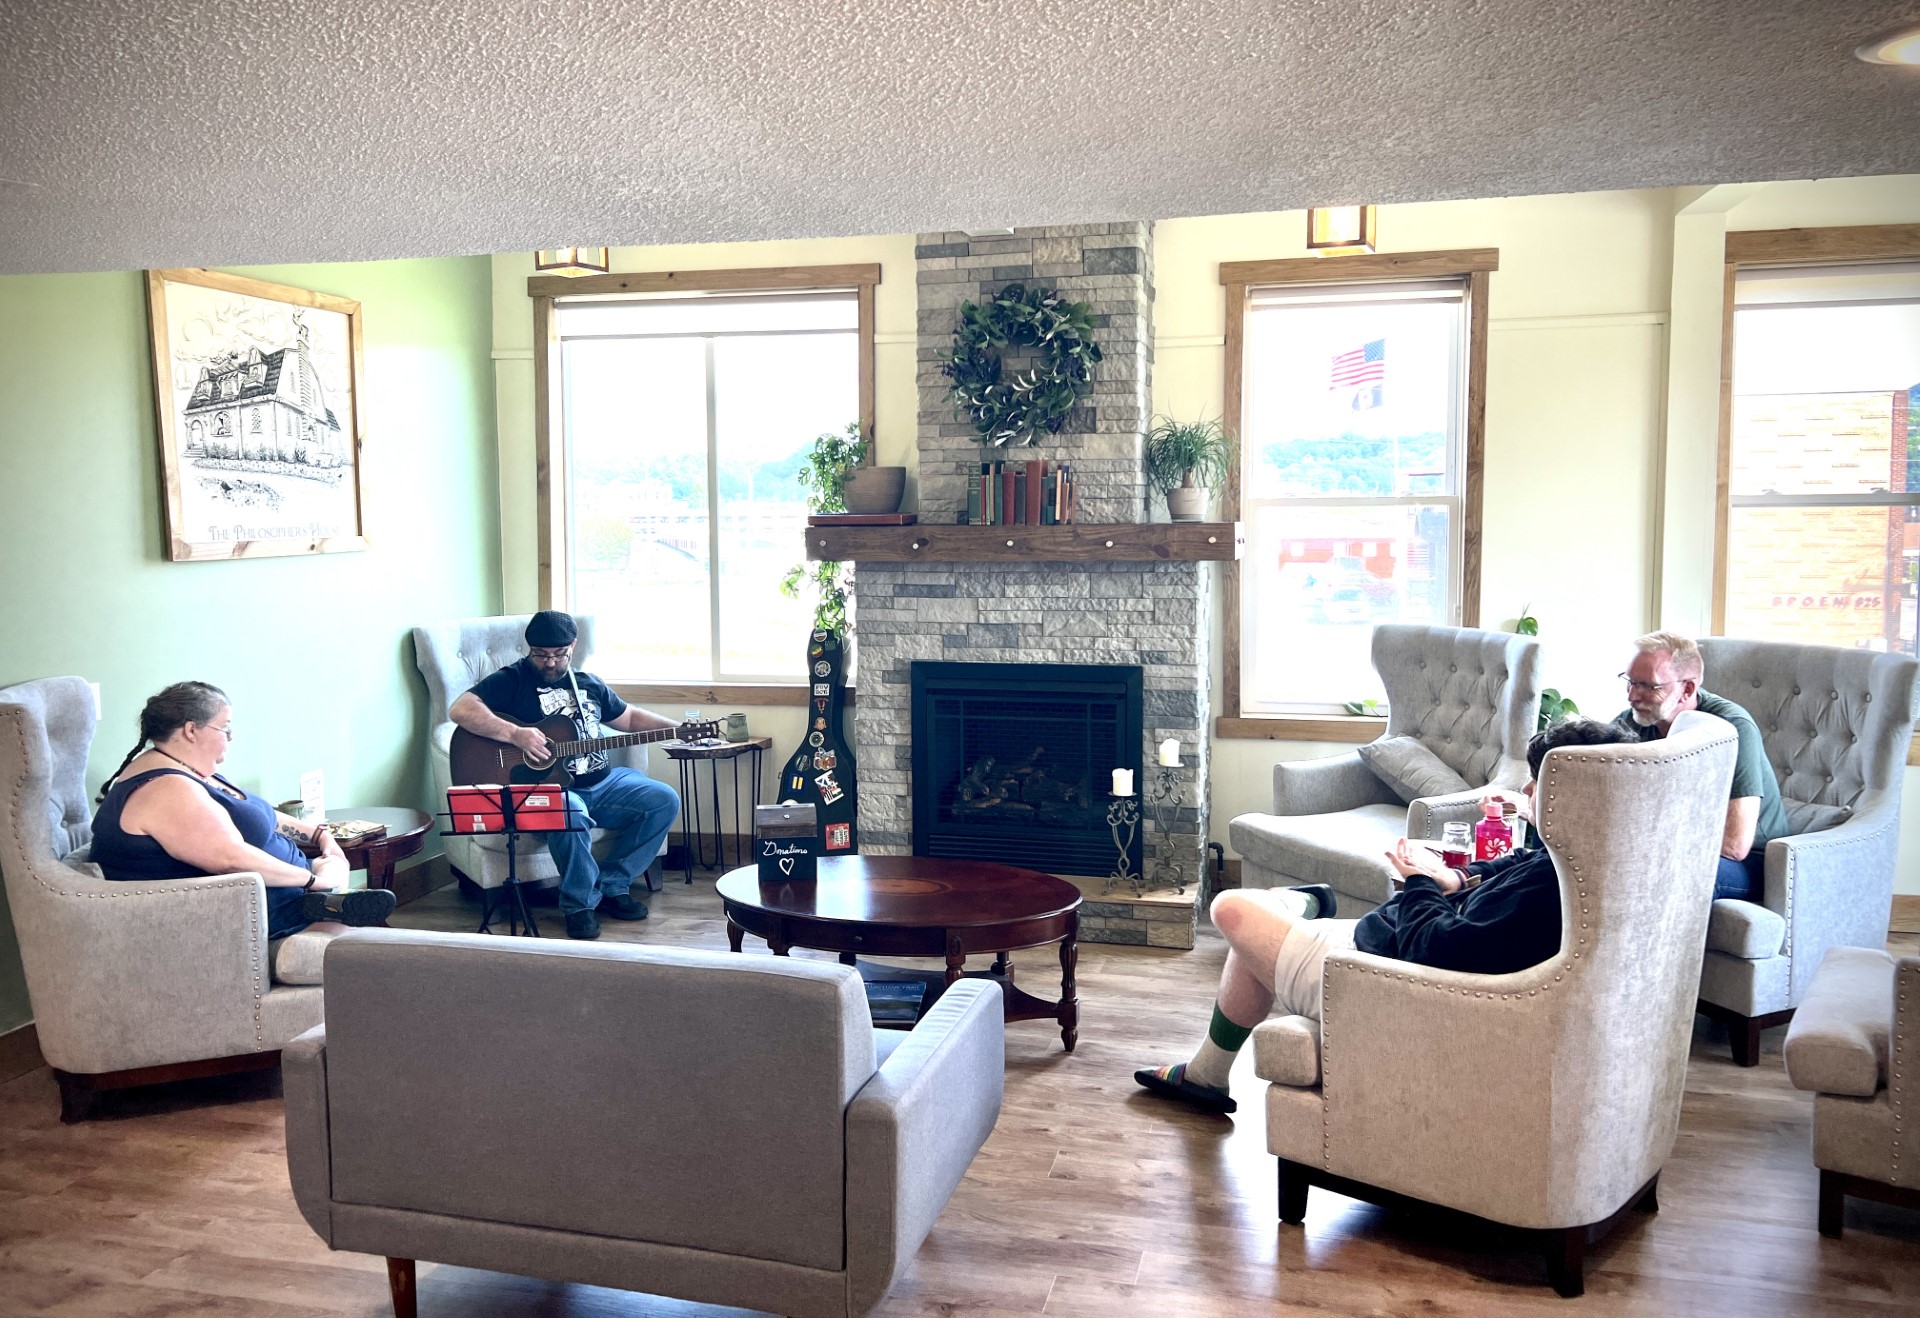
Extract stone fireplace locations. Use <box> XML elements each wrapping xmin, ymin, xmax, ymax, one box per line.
<box><xmin>848</xmin><ymin>222</ymin><xmax>1216</xmax><ymax>948</ymax></box>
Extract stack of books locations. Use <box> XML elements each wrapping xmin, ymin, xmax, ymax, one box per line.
<box><xmin>966</xmin><ymin>458</ymin><xmax>1076</xmax><ymax>525</ymax></box>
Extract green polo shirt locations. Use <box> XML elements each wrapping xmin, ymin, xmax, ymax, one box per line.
<box><xmin>1612</xmin><ymin>689</ymin><xmax>1791</xmax><ymax>858</ymax></box>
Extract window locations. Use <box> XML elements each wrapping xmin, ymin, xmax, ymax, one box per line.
<box><xmin>1723</xmin><ymin>259</ymin><xmax>1920</xmax><ymax>655</ymax></box>
<box><xmin>531</xmin><ymin>264</ymin><xmax>879</xmax><ymax>692</ymax></box>
<box><xmin>1220</xmin><ymin>251</ymin><xmax>1493</xmax><ymax>723</ymax></box>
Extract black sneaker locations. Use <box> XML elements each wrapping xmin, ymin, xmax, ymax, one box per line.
<box><xmin>600</xmin><ymin>892</ymin><xmax>649</xmax><ymax>921</ymax></box>
<box><xmin>1290</xmin><ymin>884</ymin><xmax>1338</xmax><ymax>919</ymax></box>
<box><xmin>301</xmin><ymin>888</ymin><xmax>397</xmax><ymax>928</ymax></box>
<box><xmin>565</xmin><ymin>908</ymin><xmax>601</xmax><ymax>940</ymax></box>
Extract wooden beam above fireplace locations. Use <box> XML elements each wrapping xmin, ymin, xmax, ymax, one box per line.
<box><xmin>804</xmin><ymin>523</ymin><xmax>1244</xmax><ymax>563</ymax></box>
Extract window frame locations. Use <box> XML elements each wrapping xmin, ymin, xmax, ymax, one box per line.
<box><xmin>1214</xmin><ymin>248</ymin><xmax>1498</xmax><ymax>741</ymax></box>
<box><xmin>529</xmin><ymin>263</ymin><xmax>880</xmax><ymax>706</ymax></box>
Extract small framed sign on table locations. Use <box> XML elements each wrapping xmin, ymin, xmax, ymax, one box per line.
<box><xmin>755</xmin><ymin>803</ymin><xmax>820</xmax><ymax>884</ymax></box>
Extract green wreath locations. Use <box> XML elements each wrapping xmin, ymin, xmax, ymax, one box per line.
<box><xmin>942</xmin><ymin>283</ymin><xmax>1102</xmax><ymax>448</ymax></box>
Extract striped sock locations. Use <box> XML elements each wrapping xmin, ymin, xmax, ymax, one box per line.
<box><xmin>1180</xmin><ymin>1004</ymin><xmax>1255</xmax><ymax>1091</ymax></box>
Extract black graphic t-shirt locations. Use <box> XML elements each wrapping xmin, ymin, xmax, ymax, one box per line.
<box><xmin>468</xmin><ymin>658</ymin><xmax>628</xmax><ymax>788</ymax></box>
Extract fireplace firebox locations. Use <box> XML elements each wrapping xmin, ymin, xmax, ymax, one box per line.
<box><xmin>910</xmin><ymin>661</ymin><xmax>1142</xmax><ymax>877</ymax></box>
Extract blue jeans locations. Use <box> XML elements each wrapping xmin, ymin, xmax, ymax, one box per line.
<box><xmin>549</xmin><ymin>766</ymin><xmax>679</xmax><ymax>914</ymax></box>
<box><xmin>1713</xmin><ymin>851</ymin><xmax>1764</xmax><ymax>902</ymax></box>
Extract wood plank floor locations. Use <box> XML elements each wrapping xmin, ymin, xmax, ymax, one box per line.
<box><xmin>2</xmin><ymin>874</ymin><xmax>1915</xmax><ymax>1316</ymax></box>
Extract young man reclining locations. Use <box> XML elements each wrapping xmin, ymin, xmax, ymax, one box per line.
<box><xmin>1135</xmin><ymin>716</ymin><xmax>1634</xmax><ymax>1114</ymax></box>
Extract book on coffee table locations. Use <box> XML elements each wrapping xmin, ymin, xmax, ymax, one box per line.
<box><xmin>863</xmin><ymin>980</ymin><xmax>928</xmax><ymax>1024</ymax></box>
<box><xmin>325</xmin><ymin>820</ymin><xmax>389</xmax><ymax>844</ymax></box>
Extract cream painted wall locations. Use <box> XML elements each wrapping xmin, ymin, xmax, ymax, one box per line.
<box><xmin>490</xmin><ymin>236</ymin><xmax>918</xmax><ymax>807</ymax></box>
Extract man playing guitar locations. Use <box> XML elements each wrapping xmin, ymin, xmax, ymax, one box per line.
<box><xmin>449</xmin><ymin>610</ymin><xmax>681</xmax><ymax>940</ymax></box>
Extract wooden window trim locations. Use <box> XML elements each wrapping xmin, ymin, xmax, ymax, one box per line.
<box><xmin>530</xmin><ymin>262</ymin><xmax>880</xmax><ymax>681</ymax></box>
<box><xmin>1218</xmin><ymin>248</ymin><xmax>1496</xmax><ymax>739</ymax></box>
<box><xmin>610</xmin><ymin>683</ymin><xmax>856</xmax><ymax>710</ymax></box>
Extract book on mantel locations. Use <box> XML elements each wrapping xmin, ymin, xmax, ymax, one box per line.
<box><xmin>806</xmin><ymin>513</ymin><xmax>918</xmax><ymax>526</ymax></box>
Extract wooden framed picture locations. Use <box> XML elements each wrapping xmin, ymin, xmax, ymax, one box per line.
<box><xmin>144</xmin><ymin>268</ymin><xmax>368</xmax><ymax>561</ymax></box>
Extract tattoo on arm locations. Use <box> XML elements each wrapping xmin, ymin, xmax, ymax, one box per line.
<box><xmin>277</xmin><ymin>820</ymin><xmax>318</xmax><ymax>844</ymax></box>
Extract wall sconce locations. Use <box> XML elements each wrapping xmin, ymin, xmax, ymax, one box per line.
<box><xmin>1306</xmin><ymin>206</ymin><xmax>1378</xmax><ymax>255</ymax></box>
<box><xmin>534</xmin><ymin>247</ymin><xmax>611</xmax><ymax>275</ymax></box>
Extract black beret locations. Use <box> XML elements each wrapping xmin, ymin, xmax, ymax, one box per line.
<box><xmin>525</xmin><ymin>610</ymin><xmax>578</xmax><ymax>647</ymax></box>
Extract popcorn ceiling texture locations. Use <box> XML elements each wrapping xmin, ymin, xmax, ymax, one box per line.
<box><xmin>4</xmin><ymin>1</ymin><xmax>1919</xmax><ymax>274</ymax></box>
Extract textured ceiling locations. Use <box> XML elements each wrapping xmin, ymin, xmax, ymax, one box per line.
<box><xmin>2</xmin><ymin>1</ymin><xmax>1918</xmax><ymax>275</ymax></box>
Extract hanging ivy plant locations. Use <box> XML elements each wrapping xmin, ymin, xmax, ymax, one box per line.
<box><xmin>942</xmin><ymin>282</ymin><xmax>1102</xmax><ymax>448</ymax></box>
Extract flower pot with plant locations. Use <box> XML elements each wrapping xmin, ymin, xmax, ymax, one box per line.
<box><xmin>1144</xmin><ymin>415</ymin><xmax>1234</xmax><ymax>521</ymax></box>
<box><xmin>781</xmin><ymin>422</ymin><xmax>867</xmax><ymax>632</ymax></box>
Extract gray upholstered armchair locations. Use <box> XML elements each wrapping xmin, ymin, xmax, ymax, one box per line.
<box><xmin>0</xmin><ymin>677</ymin><xmax>325</xmax><ymax>1120</ymax></box>
<box><xmin>1690</xmin><ymin>637</ymin><xmax>1918</xmax><ymax>1066</ymax></box>
<box><xmin>1255</xmin><ymin>713</ymin><xmax>1738</xmax><ymax>1296</ymax></box>
<box><xmin>286</xmin><ymin>930</ymin><xmax>1005</xmax><ymax>1318</ymax></box>
<box><xmin>1228</xmin><ymin>624</ymin><xmax>1542</xmax><ymax>911</ymax></box>
<box><xmin>410</xmin><ymin>614</ymin><xmax>663</xmax><ymax>904</ymax></box>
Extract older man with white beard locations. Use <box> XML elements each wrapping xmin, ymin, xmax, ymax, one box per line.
<box><xmin>1611</xmin><ymin>630</ymin><xmax>1789</xmax><ymax>901</ymax></box>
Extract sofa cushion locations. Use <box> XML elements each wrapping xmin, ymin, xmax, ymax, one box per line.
<box><xmin>1251</xmin><ymin>1015</ymin><xmax>1320</xmax><ymax>1087</ymax></box>
<box><xmin>1705</xmin><ymin>899</ymin><xmax>1786</xmax><ymax>960</ymax></box>
<box><xmin>1229</xmin><ymin>804</ymin><xmax>1406</xmax><ymax>905</ymax></box>
<box><xmin>271</xmin><ymin>929</ymin><xmax>345</xmax><ymax>986</ymax></box>
<box><xmin>1784</xmin><ymin>946</ymin><xmax>1892</xmax><ymax>1098</ymax></box>
<box><xmin>1783</xmin><ymin>798</ymin><xmax>1851</xmax><ymax>836</ymax></box>
<box><xmin>1356</xmin><ymin>736</ymin><xmax>1472</xmax><ymax>804</ymax></box>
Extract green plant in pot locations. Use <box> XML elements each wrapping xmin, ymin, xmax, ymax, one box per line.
<box><xmin>1144</xmin><ymin>415</ymin><xmax>1234</xmax><ymax>522</ymax></box>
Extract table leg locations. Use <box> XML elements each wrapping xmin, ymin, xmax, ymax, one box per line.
<box><xmin>992</xmin><ymin>951</ymin><xmax>1013</xmax><ymax>981</ymax></box>
<box><xmin>839</xmin><ymin>951</ymin><xmax>857</xmax><ymax>966</ymax></box>
<box><xmin>363</xmin><ymin>842</ymin><xmax>396</xmax><ymax>891</ymax></box>
<box><xmin>945</xmin><ymin>931</ymin><xmax>966</xmax><ymax>986</ymax></box>
<box><xmin>770</xmin><ymin>938</ymin><xmax>791</xmax><ymax>957</ymax></box>
<box><xmin>726</xmin><ymin>915</ymin><xmax>744</xmax><ymax>953</ymax></box>
<box><xmin>676</xmin><ymin>759</ymin><xmax>695</xmax><ymax>884</ymax></box>
<box><xmin>1058</xmin><ymin>923</ymin><xmax>1079</xmax><ymax>1053</ymax></box>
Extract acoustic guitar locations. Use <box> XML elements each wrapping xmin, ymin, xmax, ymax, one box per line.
<box><xmin>450</xmin><ymin>715</ymin><xmax>722</xmax><ymax>789</ymax></box>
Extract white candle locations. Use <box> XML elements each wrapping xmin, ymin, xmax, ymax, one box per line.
<box><xmin>1158</xmin><ymin>738</ymin><xmax>1180</xmax><ymax>767</ymax></box>
<box><xmin>1111</xmin><ymin>768</ymin><xmax>1135</xmax><ymax>797</ymax></box>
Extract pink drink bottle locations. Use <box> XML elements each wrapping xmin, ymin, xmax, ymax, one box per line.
<box><xmin>1474</xmin><ymin>797</ymin><xmax>1514</xmax><ymax>862</ymax></box>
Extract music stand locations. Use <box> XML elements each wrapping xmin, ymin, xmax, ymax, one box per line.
<box><xmin>441</xmin><ymin>784</ymin><xmax>582</xmax><ymax>938</ymax></box>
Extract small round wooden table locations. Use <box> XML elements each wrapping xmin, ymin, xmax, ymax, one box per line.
<box><xmin>324</xmin><ymin>807</ymin><xmax>433</xmax><ymax>891</ymax></box>
<box><xmin>717</xmin><ymin>855</ymin><xmax>1082</xmax><ymax>1051</ymax></box>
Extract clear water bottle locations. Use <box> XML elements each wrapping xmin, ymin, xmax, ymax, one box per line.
<box><xmin>1474</xmin><ymin>797</ymin><xmax>1514</xmax><ymax>862</ymax></box>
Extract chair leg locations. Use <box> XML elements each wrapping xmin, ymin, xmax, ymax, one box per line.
<box><xmin>1636</xmin><ymin>1174</ymin><xmax>1659</xmax><ymax>1214</ymax></box>
<box><xmin>1277</xmin><ymin>1158</ymin><xmax>1311</xmax><ymax>1225</ymax></box>
<box><xmin>54</xmin><ymin>1071</ymin><xmax>95</xmax><ymax>1124</ymax></box>
<box><xmin>1729</xmin><ymin>1013</ymin><xmax>1762</xmax><ymax>1068</ymax></box>
<box><xmin>386</xmin><ymin>1257</ymin><xmax>416</xmax><ymax>1318</ymax></box>
<box><xmin>1544</xmin><ymin>1226</ymin><xmax>1585</xmax><ymax>1298</ymax></box>
<box><xmin>1818</xmin><ymin>1169</ymin><xmax>1845</xmax><ymax>1238</ymax></box>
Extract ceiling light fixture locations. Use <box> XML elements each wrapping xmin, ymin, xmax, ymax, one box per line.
<box><xmin>1855</xmin><ymin>24</ymin><xmax>1920</xmax><ymax>65</ymax></box>
<box><xmin>534</xmin><ymin>246</ymin><xmax>611</xmax><ymax>275</ymax></box>
<box><xmin>1306</xmin><ymin>205</ymin><xmax>1378</xmax><ymax>255</ymax></box>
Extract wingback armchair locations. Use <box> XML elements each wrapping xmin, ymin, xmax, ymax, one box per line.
<box><xmin>411</xmin><ymin>614</ymin><xmax>663</xmax><ymax>902</ymax></box>
<box><xmin>1690</xmin><ymin>637</ymin><xmax>1918</xmax><ymax>1066</ymax></box>
<box><xmin>1253</xmin><ymin>713</ymin><xmax>1738</xmax><ymax>1296</ymax></box>
<box><xmin>286</xmin><ymin>929</ymin><xmax>1005</xmax><ymax>1318</ymax></box>
<box><xmin>0</xmin><ymin>677</ymin><xmax>324</xmax><ymax>1120</ymax></box>
<box><xmin>1228</xmin><ymin>624</ymin><xmax>1542</xmax><ymax>911</ymax></box>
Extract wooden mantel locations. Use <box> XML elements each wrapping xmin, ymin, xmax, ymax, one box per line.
<box><xmin>804</xmin><ymin>522</ymin><xmax>1244</xmax><ymax>563</ymax></box>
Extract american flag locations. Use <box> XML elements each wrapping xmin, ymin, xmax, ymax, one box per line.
<box><xmin>1330</xmin><ymin>338</ymin><xmax>1386</xmax><ymax>390</ymax></box>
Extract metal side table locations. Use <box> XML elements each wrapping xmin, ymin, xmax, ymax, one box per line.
<box><xmin>659</xmin><ymin>736</ymin><xmax>772</xmax><ymax>882</ymax></box>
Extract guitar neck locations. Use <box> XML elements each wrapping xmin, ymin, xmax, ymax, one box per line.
<box><xmin>545</xmin><ymin>725</ymin><xmax>683</xmax><ymax>758</ymax></box>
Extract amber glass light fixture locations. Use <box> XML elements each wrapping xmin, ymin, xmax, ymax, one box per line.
<box><xmin>1855</xmin><ymin>24</ymin><xmax>1920</xmax><ymax>65</ymax></box>
<box><xmin>534</xmin><ymin>247</ymin><xmax>611</xmax><ymax>274</ymax></box>
<box><xmin>1306</xmin><ymin>205</ymin><xmax>1378</xmax><ymax>255</ymax></box>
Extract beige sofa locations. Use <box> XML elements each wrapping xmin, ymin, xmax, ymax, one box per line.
<box><xmin>1783</xmin><ymin>946</ymin><xmax>1920</xmax><ymax>1235</ymax></box>
<box><xmin>0</xmin><ymin>676</ymin><xmax>327</xmax><ymax>1120</ymax></box>
<box><xmin>285</xmin><ymin>929</ymin><xmax>1005</xmax><ymax>1317</ymax></box>
<box><xmin>1253</xmin><ymin>712</ymin><xmax>1737</xmax><ymax>1296</ymax></box>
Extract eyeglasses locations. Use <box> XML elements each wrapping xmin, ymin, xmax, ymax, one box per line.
<box><xmin>528</xmin><ymin>647</ymin><xmax>573</xmax><ymax>662</ymax></box>
<box><xmin>203</xmin><ymin>722</ymin><xmax>234</xmax><ymax>740</ymax></box>
<box><xmin>1618</xmin><ymin>673</ymin><xmax>1675</xmax><ymax>696</ymax></box>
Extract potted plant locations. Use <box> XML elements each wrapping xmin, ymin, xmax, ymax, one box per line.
<box><xmin>1143</xmin><ymin>415</ymin><xmax>1234</xmax><ymax>521</ymax></box>
<box><xmin>781</xmin><ymin>423</ymin><xmax>866</xmax><ymax>632</ymax></box>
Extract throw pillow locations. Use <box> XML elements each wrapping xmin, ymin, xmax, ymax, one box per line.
<box><xmin>1357</xmin><ymin>735</ymin><xmax>1473</xmax><ymax>804</ymax></box>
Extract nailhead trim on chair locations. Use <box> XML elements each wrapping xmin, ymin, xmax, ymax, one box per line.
<box><xmin>1894</xmin><ymin>963</ymin><xmax>1911</xmax><ymax>1188</ymax></box>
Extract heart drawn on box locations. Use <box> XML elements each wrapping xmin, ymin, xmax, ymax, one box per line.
<box><xmin>779</xmin><ymin>856</ymin><xmax>795</xmax><ymax>876</ymax></box>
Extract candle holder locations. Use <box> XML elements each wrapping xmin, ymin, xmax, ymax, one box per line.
<box><xmin>1145</xmin><ymin>765</ymin><xmax>1188</xmax><ymax>894</ymax></box>
<box><xmin>1104</xmin><ymin>796</ymin><xmax>1142</xmax><ymax>895</ymax></box>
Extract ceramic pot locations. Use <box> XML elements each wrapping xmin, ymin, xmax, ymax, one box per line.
<box><xmin>844</xmin><ymin>465</ymin><xmax>906</xmax><ymax>515</ymax></box>
<box><xmin>1165</xmin><ymin>484</ymin><xmax>1208</xmax><ymax>522</ymax></box>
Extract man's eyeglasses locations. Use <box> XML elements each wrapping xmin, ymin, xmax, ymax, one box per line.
<box><xmin>1618</xmin><ymin>673</ymin><xmax>1675</xmax><ymax>696</ymax></box>
<box><xmin>529</xmin><ymin>647</ymin><xmax>573</xmax><ymax>662</ymax></box>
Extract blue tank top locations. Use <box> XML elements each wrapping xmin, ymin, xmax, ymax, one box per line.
<box><xmin>91</xmin><ymin>767</ymin><xmax>312</xmax><ymax>881</ymax></box>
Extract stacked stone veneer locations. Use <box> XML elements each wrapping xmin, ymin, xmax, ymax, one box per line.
<box><xmin>854</xmin><ymin>224</ymin><xmax>1213</xmax><ymax>949</ymax></box>
<box><xmin>914</xmin><ymin>223</ymin><xmax>1154</xmax><ymax>525</ymax></box>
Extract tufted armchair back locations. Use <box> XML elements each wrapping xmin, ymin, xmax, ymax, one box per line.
<box><xmin>1375</xmin><ymin>624</ymin><xmax>1543</xmax><ymax>787</ymax></box>
<box><xmin>0</xmin><ymin>676</ymin><xmax>96</xmax><ymax>862</ymax></box>
<box><xmin>1695</xmin><ymin>638</ymin><xmax>1918</xmax><ymax>831</ymax></box>
<box><xmin>411</xmin><ymin>614</ymin><xmax>599</xmax><ymax>752</ymax></box>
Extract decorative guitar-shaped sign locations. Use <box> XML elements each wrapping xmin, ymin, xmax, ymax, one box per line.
<box><xmin>450</xmin><ymin>716</ymin><xmax>722</xmax><ymax>790</ymax></box>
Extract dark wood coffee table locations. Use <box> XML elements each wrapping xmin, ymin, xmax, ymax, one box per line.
<box><xmin>717</xmin><ymin>855</ymin><xmax>1082</xmax><ymax>1051</ymax></box>
<box><xmin>324</xmin><ymin>807</ymin><xmax>433</xmax><ymax>892</ymax></box>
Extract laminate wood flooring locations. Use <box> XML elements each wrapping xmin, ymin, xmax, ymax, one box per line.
<box><xmin>1</xmin><ymin>875</ymin><xmax>1914</xmax><ymax>1316</ymax></box>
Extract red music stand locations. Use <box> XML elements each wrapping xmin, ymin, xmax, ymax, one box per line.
<box><xmin>442</xmin><ymin>784</ymin><xmax>580</xmax><ymax>937</ymax></box>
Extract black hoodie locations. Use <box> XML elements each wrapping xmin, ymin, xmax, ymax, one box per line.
<box><xmin>1352</xmin><ymin>848</ymin><xmax>1563</xmax><ymax>974</ymax></box>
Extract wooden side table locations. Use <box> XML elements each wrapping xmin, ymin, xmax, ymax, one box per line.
<box><xmin>658</xmin><ymin>736</ymin><xmax>772</xmax><ymax>882</ymax></box>
<box><xmin>324</xmin><ymin>807</ymin><xmax>433</xmax><ymax>892</ymax></box>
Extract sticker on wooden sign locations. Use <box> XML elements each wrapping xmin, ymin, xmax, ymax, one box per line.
<box><xmin>813</xmin><ymin>749</ymin><xmax>837</xmax><ymax>772</ymax></box>
<box><xmin>814</xmin><ymin>771</ymin><xmax>844</xmax><ymax>805</ymax></box>
<box><xmin>824</xmin><ymin>821</ymin><xmax>851</xmax><ymax>851</ymax></box>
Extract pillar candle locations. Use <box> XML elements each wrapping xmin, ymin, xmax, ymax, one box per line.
<box><xmin>1111</xmin><ymin>768</ymin><xmax>1134</xmax><ymax>797</ymax></box>
<box><xmin>1158</xmin><ymin>738</ymin><xmax>1180</xmax><ymax>767</ymax></box>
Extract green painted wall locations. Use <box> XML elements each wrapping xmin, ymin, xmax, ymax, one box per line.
<box><xmin>0</xmin><ymin>257</ymin><xmax>501</xmax><ymax>1034</ymax></box>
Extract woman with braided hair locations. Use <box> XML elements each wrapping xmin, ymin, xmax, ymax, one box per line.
<box><xmin>90</xmin><ymin>681</ymin><xmax>394</xmax><ymax>937</ymax></box>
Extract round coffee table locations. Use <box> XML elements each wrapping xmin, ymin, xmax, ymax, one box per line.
<box><xmin>324</xmin><ymin>807</ymin><xmax>433</xmax><ymax>892</ymax></box>
<box><xmin>717</xmin><ymin>855</ymin><xmax>1082</xmax><ymax>1051</ymax></box>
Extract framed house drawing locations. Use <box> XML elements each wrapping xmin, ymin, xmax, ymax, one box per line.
<box><xmin>145</xmin><ymin>268</ymin><xmax>368</xmax><ymax>561</ymax></box>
